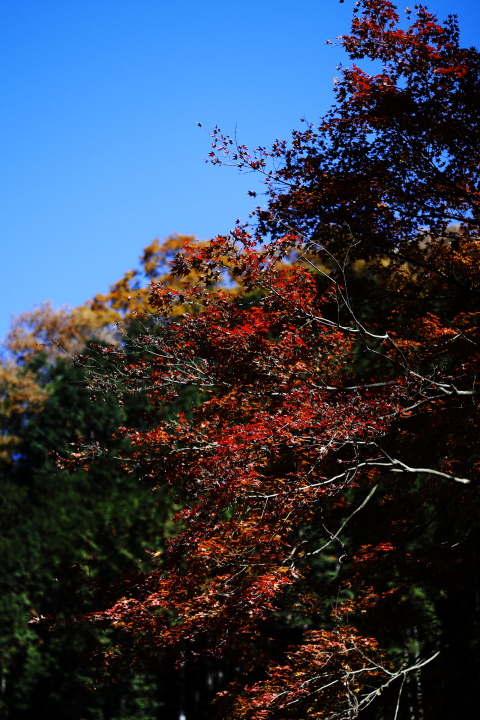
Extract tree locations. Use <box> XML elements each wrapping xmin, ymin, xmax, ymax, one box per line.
<box><xmin>56</xmin><ymin>3</ymin><xmax>480</xmax><ymax>718</ymax></box>
<box><xmin>0</xmin><ymin>232</ymin><xmax>202</xmax><ymax>468</ymax></box>
<box><xmin>0</xmin><ymin>352</ymin><xmax>169</xmax><ymax>719</ymax></box>
<box><xmin>0</xmin><ymin>236</ymin><xmax>208</xmax><ymax>719</ymax></box>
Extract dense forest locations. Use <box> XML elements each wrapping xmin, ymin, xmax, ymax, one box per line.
<box><xmin>0</xmin><ymin>236</ymin><xmax>206</xmax><ymax>718</ymax></box>
<box><xmin>2</xmin><ymin>1</ymin><xmax>480</xmax><ymax>718</ymax></box>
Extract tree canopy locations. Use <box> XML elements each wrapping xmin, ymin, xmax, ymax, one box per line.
<box><xmin>0</xmin><ymin>235</ymin><xmax>205</xmax><ymax>719</ymax></box>
<box><xmin>56</xmin><ymin>2</ymin><xmax>480</xmax><ymax>719</ymax></box>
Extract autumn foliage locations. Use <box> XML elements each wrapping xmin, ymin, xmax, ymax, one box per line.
<box><xmin>61</xmin><ymin>3</ymin><xmax>480</xmax><ymax>718</ymax></box>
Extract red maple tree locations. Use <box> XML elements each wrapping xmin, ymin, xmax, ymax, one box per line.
<box><xmin>65</xmin><ymin>3</ymin><xmax>480</xmax><ymax>718</ymax></box>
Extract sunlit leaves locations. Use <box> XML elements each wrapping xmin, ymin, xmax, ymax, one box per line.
<box><xmin>58</xmin><ymin>3</ymin><xmax>480</xmax><ymax>718</ymax></box>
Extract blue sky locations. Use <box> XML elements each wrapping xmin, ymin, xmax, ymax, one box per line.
<box><xmin>1</xmin><ymin>0</ymin><xmax>479</xmax><ymax>341</ymax></box>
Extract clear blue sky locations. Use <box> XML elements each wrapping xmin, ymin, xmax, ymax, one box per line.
<box><xmin>1</xmin><ymin>0</ymin><xmax>479</xmax><ymax>341</ymax></box>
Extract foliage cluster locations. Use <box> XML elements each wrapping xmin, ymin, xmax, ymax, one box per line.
<box><xmin>61</xmin><ymin>3</ymin><xmax>480</xmax><ymax>718</ymax></box>
<box><xmin>0</xmin><ymin>236</ymin><xmax>202</xmax><ymax>719</ymax></box>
